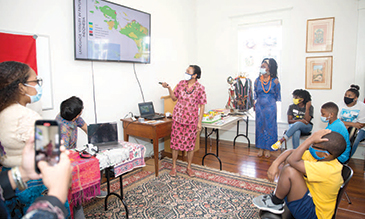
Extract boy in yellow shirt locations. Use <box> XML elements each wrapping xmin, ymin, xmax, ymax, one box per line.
<box><xmin>253</xmin><ymin>130</ymin><xmax>346</xmax><ymax>219</ymax></box>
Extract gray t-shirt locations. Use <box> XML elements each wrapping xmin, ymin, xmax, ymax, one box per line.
<box><xmin>287</xmin><ymin>104</ymin><xmax>314</xmax><ymax>121</ymax></box>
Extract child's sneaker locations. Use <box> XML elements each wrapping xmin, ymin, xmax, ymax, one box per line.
<box><xmin>253</xmin><ymin>194</ymin><xmax>285</xmax><ymax>214</ymax></box>
<box><xmin>271</xmin><ymin>140</ymin><xmax>282</xmax><ymax>150</ymax></box>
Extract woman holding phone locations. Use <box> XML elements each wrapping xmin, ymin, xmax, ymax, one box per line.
<box><xmin>0</xmin><ymin>61</ymin><xmax>70</xmax><ymax>218</ymax></box>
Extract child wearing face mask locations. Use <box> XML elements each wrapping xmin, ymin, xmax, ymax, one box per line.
<box><xmin>320</xmin><ymin>102</ymin><xmax>351</xmax><ymax>163</ymax></box>
<box><xmin>253</xmin><ymin>130</ymin><xmax>346</xmax><ymax>219</ymax></box>
<box><xmin>338</xmin><ymin>84</ymin><xmax>365</xmax><ymax>157</ymax></box>
<box><xmin>272</xmin><ymin>89</ymin><xmax>313</xmax><ymax>150</ymax></box>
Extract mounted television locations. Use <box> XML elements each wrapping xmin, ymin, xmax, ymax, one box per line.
<box><xmin>74</xmin><ymin>0</ymin><xmax>151</xmax><ymax>63</ymax></box>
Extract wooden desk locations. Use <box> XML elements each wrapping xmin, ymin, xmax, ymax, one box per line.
<box><xmin>120</xmin><ymin>118</ymin><xmax>172</xmax><ymax>177</ymax></box>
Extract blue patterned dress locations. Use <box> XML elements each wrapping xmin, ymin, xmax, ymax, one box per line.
<box><xmin>254</xmin><ymin>77</ymin><xmax>281</xmax><ymax>151</ymax></box>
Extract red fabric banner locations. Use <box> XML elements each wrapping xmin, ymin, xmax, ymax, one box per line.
<box><xmin>0</xmin><ymin>32</ymin><xmax>38</xmax><ymax>74</ymax></box>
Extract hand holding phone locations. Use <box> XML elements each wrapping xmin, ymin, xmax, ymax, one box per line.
<box><xmin>37</xmin><ymin>146</ymin><xmax>72</xmax><ymax>204</ymax></box>
<box><xmin>34</xmin><ymin>120</ymin><xmax>61</xmax><ymax>174</ymax></box>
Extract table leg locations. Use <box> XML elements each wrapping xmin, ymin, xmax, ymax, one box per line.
<box><xmin>124</xmin><ymin>133</ymin><xmax>129</xmax><ymax>142</ymax></box>
<box><xmin>233</xmin><ymin>118</ymin><xmax>251</xmax><ymax>148</ymax></box>
<box><xmin>202</xmin><ymin>128</ymin><xmax>222</xmax><ymax>170</ymax></box>
<box><xmin>153</xmin><ymin>137</ymin><xmax>159</xmax><ymax>177</ymax></box>
<box><xmin>104</xmin><ymin>168</ymin><xmax>129</xmax><ymax>218</ymax></box>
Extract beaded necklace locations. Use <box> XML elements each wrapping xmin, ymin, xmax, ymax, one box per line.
<box><xmin>185</xmin><ymin>86</ymin><xmax>196</xmax><ymax>94</ymax></box>
<box><xmin>260</xmin><ymin>75</ymin><xmax>271</xmax><ymax>93</ymax></box>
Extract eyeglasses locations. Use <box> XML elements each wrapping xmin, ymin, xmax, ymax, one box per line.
<box><xmin>25</xmin><ymin>78</ymin><xmax>43</xmax><ymax>87</ymax></box>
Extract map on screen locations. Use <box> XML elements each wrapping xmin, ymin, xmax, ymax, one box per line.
<box><xmin>74</xmin><ymin>0</ymin><xmax>151</xmax><ymax>63</ymax></box>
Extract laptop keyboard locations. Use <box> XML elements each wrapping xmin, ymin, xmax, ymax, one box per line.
<box><xmin>145</xmin><ymin>114</ymin><xmax>165</xmax><ymax>120</ymax></box>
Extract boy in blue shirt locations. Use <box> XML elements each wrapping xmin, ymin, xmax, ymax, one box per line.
<box><xmin>320</xmin><ymin>102</ymin><xmax>351</xmax><ymax>163</ymax></box>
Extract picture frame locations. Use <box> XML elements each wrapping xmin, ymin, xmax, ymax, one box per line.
<box><xmin>306</xmin><ymin>17</ymin><xmax>335</xmax><ymax>53</ymax></box>
<box><xmin>305</xmin><ymin>56</ymin><xmax>333</xmax><ymax>90</ymax></box>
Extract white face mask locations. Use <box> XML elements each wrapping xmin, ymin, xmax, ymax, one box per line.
<box><xmin>259</xmin><ymin>68</ymin><xmax>267</xmax><ymax>75</ymax></box>
<box><xmin>25</xmin><ymin>84</ymin><xmax>43</xmax><ymax>103</ymax></box>
<box><xmin>184</xmin><ymin>72</ymin><xmax>192</xmax><ymax>81</ymax></box>
<box><xmin>320</xmin><ymin>116</ymin><xmax>329</xmax><ymax>123</ymax></box>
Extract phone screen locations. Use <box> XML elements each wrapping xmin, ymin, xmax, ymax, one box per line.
<box><xmin>34</xmin><ymin>120</ymin><xmax>61</xmax><ymax>174</ymax></box>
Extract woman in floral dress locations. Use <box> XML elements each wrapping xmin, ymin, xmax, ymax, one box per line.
<box><xmin>161</xmin><ymin>65</ymin><xmax>207</xmax><ymax>177</ymax></box>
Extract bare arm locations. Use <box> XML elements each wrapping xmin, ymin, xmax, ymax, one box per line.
<box><xmin>303</xmin><ymin>101</ymin><xmax>312</xmax><ymax>122</ymax></box>
<box><xmin>197</xmin><ymin>104</ymin><xmax>205</xmax><ymax>131</ymax></box>
<box><xmin>342</xmin><ymin>121</ymin><xmax>365</xmax><ymax>129</ymax></box>
<box><xmin>287</xmin><ymin>115</ymin><xmax>297</xmax><ymax>124</ymax></box>
<box><xmin>161</xmin><ymin>82</ymin><xmax>177</xmax><ymax>101</ymax></box>
<box><xmin>287</xmin><ymin>129</ymin><xmax>331</xmax><ymax>175</ymax></box>
<box><xmin>267</xmin><ymin>149</ymin><xmax>293</xmax><ymax>181</ymax></box>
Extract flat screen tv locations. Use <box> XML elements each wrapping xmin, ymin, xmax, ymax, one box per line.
<box><xmin>74</xmin><ymin>0</ymin><xmax>151</xmax><ymax>63</ymax></box>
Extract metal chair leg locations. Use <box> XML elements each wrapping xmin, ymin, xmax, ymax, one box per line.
<box><xmin>344</xmin><ymin>191</ymin><xmax>352</xmax><ymax>204</ymax></box>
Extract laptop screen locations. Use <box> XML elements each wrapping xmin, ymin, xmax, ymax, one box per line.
<box><xmin>138</xmin><ymin>102</ymin><xmax>155</xmax><ymax>117</ymax></box>
<box><xmin>88</xmin><ymin>122</ymin><xmax>118</xmax><ymax>145</ymax></box>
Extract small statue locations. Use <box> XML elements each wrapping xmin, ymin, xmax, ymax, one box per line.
<box><xmin>225</xmin><ymin>76</ymin><xmax>236</xmax><ymax>110</ymax></box>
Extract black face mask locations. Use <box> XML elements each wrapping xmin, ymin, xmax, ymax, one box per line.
<box><xmin>344</xmin><ymin>97</ymin><xmax>355</xmax><ymax>105</ymax></box>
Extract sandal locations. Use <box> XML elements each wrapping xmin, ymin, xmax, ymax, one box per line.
<box><xmin>264</xmin><ymin>150</ymin><xmax>271</xmax><ymax>158</ymax></box>
<box><xmin>257</xmin><ymin>149</ymin><xmax>264</xmax><ymax>157</ymax></box>
<box><xmin>169</xmin><ymin>168</ymin><xmax>177</xmax><ymax>177</ymax></box>
<box><xmin>186</xmin><ymin>168</ymin><xmax>195</xmax><ymax>177</ymax></box>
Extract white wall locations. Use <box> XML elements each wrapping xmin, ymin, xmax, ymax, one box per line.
<box><xmin>195</xmin><ymin>0</ymin><xmax>365</xmax><ymax>159</ymax></box>
<box><xmin>0</xmin><ymin>0</ymin><xmax>197</xmax><ymax>157</ymax></box>
<box><xmin>0</xmin><ymin>0</ymin><xmax>364</xmax><ymax>159</ymax></box>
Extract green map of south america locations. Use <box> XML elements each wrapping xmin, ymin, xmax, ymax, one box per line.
<box><xmin>93</xmin><ymin>3</ymin><xmax>149</xmax><ymax>59</ymax></box>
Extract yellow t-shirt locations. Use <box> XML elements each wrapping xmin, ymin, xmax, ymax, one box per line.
<box><xmin>302</xmin><ymin>151</ymin><xmax>343</xmax><ymax>219</ymax></box>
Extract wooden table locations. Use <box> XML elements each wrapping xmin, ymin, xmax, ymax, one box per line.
<box><xmin>120</xmin><ymin>118</ymin><xmax>172</xmax><ymax>176</ymax></box>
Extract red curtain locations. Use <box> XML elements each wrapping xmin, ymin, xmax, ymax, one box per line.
<box><xmin>0</xmin><ymin>32</ymin><xmax>38</xmax><ymax>74</ymax></box>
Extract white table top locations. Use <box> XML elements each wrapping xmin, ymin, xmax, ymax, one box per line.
<box><xmin>202</xmin><ymin>116</ymin><xmax>240</xmax><ymax>129</ymax></box>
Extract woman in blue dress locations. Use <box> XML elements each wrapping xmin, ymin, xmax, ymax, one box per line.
<box><xmin>254</xmin><ymin>58</ymin><xmax>281</xmax><ymax>158</ymax></box>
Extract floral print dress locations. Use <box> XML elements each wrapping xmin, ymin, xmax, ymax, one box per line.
<box><xmin>171</xmin><ymin>80</ymin><xmax>207</xmax><ymax>151</ymax></box>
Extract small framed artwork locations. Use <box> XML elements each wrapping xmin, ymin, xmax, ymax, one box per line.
<box><xmin>306</xmin><ymin>17</ymin><xmax>335</xmax><ymax>53</ymax></box>
<box><xmin>305</xmin><ymin>56</ymin><xmax>333</xmax><ymax>90</ymax></box>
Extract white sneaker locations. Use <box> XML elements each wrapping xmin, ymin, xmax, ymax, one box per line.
<box><xmin>253</xmin><ymin>194</ymin><xmax>285</xmax><ymax>214</ymax></box>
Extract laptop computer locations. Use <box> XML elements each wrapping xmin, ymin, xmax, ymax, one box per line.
<box><xmin>87</xmin><ymin>122</ymin><xmax>121</xmax><ymax>149</ymax></box>
<box><xmin>138</xmin><ymin>101</ymin><xmax>165</xmax><ymax>120</ymax></box>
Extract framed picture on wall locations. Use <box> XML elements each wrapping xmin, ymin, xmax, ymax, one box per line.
<box><xmin>306</xmin><ymin>17</ymin><xmax>335</xmax><ymax>53</ymax></box>
<box><xmin>305</xmin><ymin>56</ymin><xmax>333</xmax><ymax>89</ymax></box>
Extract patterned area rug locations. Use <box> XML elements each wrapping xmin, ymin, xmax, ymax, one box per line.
<box><xmin>83</xmin><ymin>157</ymin><xmax>276</xmax><ymax>218</ymax></box>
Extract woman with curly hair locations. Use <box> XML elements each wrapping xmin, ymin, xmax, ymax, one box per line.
<box><xmin>272</xmin><ymin>89</ymin><xmax>313</xmax><ymax>150</ymax></box>
<box><xmin>0</xmin><ymin>61</ymin><xmax>70</xmax><ymax>218</ymax></box>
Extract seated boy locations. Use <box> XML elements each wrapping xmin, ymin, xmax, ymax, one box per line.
<box><xmin>321</xmin><ymin>102</ymin><xmax>351</xmax><ymax>163</ymax></box>
<box><xmin>253</xmin><ymin>130</ymin><xmax>346</xmax><ymax>219</ymax></box>
<box><xmin>55</xmin><ymin>96</ymin><xmax>106</xmax><ymax>207</ymax></box>
<box><xmin>55</xmin><ymin>96</ymin><xmax>87</xmax><ymax>149</ymax></box>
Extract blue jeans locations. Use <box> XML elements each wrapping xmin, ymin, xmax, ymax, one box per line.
<box><xmin>285</xmin><ymin>122</ymin><xmax>313</xmax><ymax>149</ymax></box>
<box><xmin>351</xmin><ymin>129</ymin><xmax>365</xmax><ymax>157</ymax></box>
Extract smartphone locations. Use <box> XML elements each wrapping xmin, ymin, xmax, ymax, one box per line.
<box><xmin>34</xmin><ymin>120</ymin><xmax>61</xmax><ymax>174</ymax></box>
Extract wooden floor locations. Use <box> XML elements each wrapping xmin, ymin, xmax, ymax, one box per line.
<box><xmin>161</xmin><ymin>138</ymin><xmax>365</xmax><ymax>219</ymax></box>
